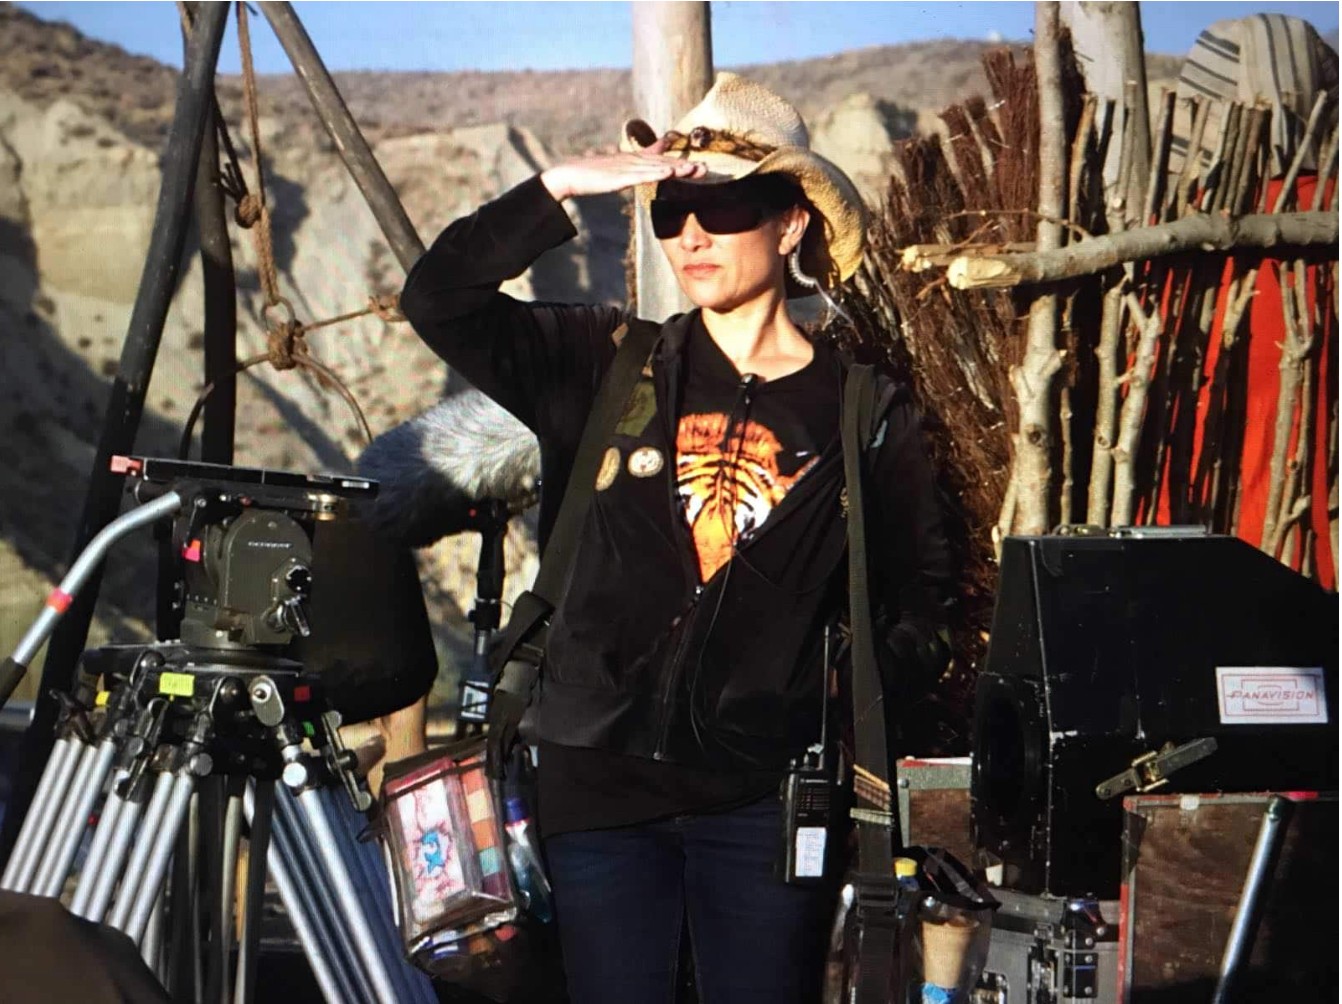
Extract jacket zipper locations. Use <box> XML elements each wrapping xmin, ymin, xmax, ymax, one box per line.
<box><xmin>653</xmin><ymin>373</ymin><xmax>755</xmax><ymax>759</ymax></box>
<box><xmin>652</xmin><ymin>584</ymin><xmax>703</xmax><ymax>760</ymax></box>
<box><xmin>649</xmin><ymin>344</ymin><xmax>854</xmax><ymax>759</ymax></box>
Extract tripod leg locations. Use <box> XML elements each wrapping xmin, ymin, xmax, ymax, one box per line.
<box><xmin>33</xmin><ymin>736</ymin><xmax>117</xmax><ymax>897</ymax></box>
<box><xmin>1</xmin><ymin>734</ymin><xmax>79</xmax><ymax>891</ymax></box>
<box><xmin>272</xmin><ymin>787</ymin><xmax>373</xmax><ymax>1002</ymax></box>
<box><xmin>107</xmin><ymin>768</ymin><xmax>194</xmax><ymax>942</ymax></box>
<box><xmin>289</xmin><ymin>784</ymin><xmax>402</xmax><ymax>1003</ymax></box>
<box><xmin>123</xmin><ymin>769</ymin><xmax>197</xmax><ymax>944</ymax></box>
<box><xmin>72</xmin><ymin>777</ymin><xmax>150</xmax><ymax>922</ymax></box>
<box><xmin>106</xmin><ymin>769</ymin><xmax>176</xmax><ymax>929</ymax></box>
<box><xmin>142</xmin><ymin>877</ymin><xmax>167</xmax><ymax>976</ymax></box>
<box><xmin>319</xmin><ymin>787</ymin><xmax>437</xmax><ymax>1004</ymax></box>
<box><xmin>190</xmin><ymin>790</ymin><xmax>206</xmax><ymax>1004</ymax></box>
<box><xmin>163</xmin><ymin>792</ymin><xmax>201</xmax><ymax>1004</ymax></box>
<box><xmin>243</xmin><ymin>783</ymin><xmax>351</xmax><ymax>1004</ymax></box>
<box><xmin>214</xmin><ymin>786</ymin><xmax>243</xmax><ymax>1004</ymax></box>
<box><xmin>200</xmin><ymin>776</ymin><xmax>232</xmax><ymax>1004</ymax></box>
<box><xmin>69</xmin><ymin>768</ymin><xmax>131</xmax><ymax>914</ymax></box>
<box><xmin>233</xmin><ymin>779</ymin><xmax>267</xmax><ymax>1004</ymax></box>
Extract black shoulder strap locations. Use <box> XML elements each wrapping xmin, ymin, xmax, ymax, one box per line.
<box><xmin>842</xmin><ymin>362</ymin><xmax>903</xmax><ymax>1004</ymax></box>
<box><xmin>842</xmin><ymin>362</ymin><xmax>897</xmax><ymax>867</ymax></box>
<box><xmin>491</xmin><ymin>318</ymin><xmax>660</xmax><ymax>670</ymax></box>
<box><xmin>533</xmin><ymin>319</ymin><xmax>659</xmax><ymax>602</ymax></box>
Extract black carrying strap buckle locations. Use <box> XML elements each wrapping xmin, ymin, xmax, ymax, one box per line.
<box><xmin>848</xmin><ymin>871</ymin><xmax>909</xmax><ymax>1004</ymax></box>
<box><xmin>852</xmin><ymin>871</ymin><xmax>904</xmax><ymax>927</ymax></box>
<box><xmin>488</xmin><ymin>589</ymin><xmax>552</xmax><ymax>678</ymax></box>
<box><xmin>484</xmin><ymin>591</ymin><xmax>551</xmax><ymax>779</ymax></box>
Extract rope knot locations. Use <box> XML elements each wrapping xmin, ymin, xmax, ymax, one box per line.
<box><xmin>236</xmin><ymin>192</ymin><xmax>263</xmax><ymax>229</ymax></box>
<box><xmin>369</xmin><ymin>293</ymin><xmax>405</xmax><ymax>323</ymax></box>
<box><xmin>265</xmin><ymin>319</ymin><xmax>306</xmax><ymax>371</ymax></box>
<box><xmin>262</xmin><ymin>298</ymin><xmax>303</xmax><ymax>371</ymax></box>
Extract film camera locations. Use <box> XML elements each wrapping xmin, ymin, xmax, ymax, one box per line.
<box><xmin>128</xmin><ymin>456</ymin><xmax>438</xmax><ymax>723</ymax></box>
<box><xmin>1</xmin><ymin>457</ymin><xmax>441</xmax><ymax>1003</ymax></box>
<box><xmin>139</xmin><ymin>456</ymin><xmax>366</xmax><ymax>648</ymax></box>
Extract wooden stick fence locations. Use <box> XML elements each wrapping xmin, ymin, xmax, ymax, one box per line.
<box><xmin>831</xmin><ymin>26</ymin><xmax>1338</xmax><ymax>741</ymax></box>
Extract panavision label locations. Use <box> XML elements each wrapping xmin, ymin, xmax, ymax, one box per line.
<box><xmin>1216</xmin><ymin>667</ymin><xmax>1328</xmax><ymax>725</ymax></box>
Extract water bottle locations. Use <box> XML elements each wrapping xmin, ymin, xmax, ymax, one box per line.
<box><xmin>504</xmin><ymin>795</ymin><xmax>554</xmax><ymax>924</ymax></box>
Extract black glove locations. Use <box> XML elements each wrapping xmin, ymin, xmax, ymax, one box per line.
<box><xmin>882</xmin><ymin>620</ymin><xmax>955</xmax><ymax>757</ymax></box>
<box><xmin>485</xmin><ymin>658</ymin><xmax>540</xmax><ymax>779</ymax></box>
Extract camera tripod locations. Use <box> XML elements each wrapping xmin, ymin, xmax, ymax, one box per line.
<box><xmin>0</xmin><ymin>461</ymin><xmax>446</xmax><ymax>1002</ymax></box>
<box><xmin>1</xmin><ymin>641</ymin><xmax>435</xmax><ymax>1004</ymax></box>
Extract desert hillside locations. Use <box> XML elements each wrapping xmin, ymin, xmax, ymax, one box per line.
<box><xmin>0</xmin><ymin>1</ymin><xmax>1187</xmax><ymax>702</ymax></box>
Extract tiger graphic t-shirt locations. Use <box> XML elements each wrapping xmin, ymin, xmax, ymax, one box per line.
<box><xmin>675</xmin><ymin>322</ymin><xmax>839</xmax><ymax>582</ymax></box>
<box><xmin>676</xmin><ymin>412</ymin><xmax>820</xmax><ymax>581</ymax></box>
<box><xmin>539</xmin><ymin>320</ymin><xmax>841</xmax><ymax>838</ymax></box>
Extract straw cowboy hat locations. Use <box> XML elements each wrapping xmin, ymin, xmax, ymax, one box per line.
<box><xmin>621</xmin><ymin>72</ymin><xmax>869</xmax><ymax>290</ymax></box>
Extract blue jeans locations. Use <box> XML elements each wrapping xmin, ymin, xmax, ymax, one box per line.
<box><xmin>543</xmin><ymin>795</ymin><xmax>836</xmax><ymax>1004</ymax></box>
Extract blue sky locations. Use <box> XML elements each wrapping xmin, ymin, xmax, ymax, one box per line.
<box><xmin>15</xmin><ymin>1</ymin><xmax>1340</xmax><ymax>74</ymax></box>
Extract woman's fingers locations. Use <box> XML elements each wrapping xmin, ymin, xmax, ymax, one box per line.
<box><xmin>541</xmin><ymin>152</ymin><xmax>708</xmax><ymax>200</ymax></box>
<box><xmin>668</xmin><ymin>159</ymin><xmax>707</xmax><ymax>179</ymax></box>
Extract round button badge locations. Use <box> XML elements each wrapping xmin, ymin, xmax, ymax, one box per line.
<box><xmin>627</xmin><ymin>446</ymin><xmax>665</xmax><ymax>478</ymax></box>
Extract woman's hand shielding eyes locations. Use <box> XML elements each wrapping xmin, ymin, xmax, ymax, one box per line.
<box><xmin>540</xmin><ymin>138</ymin><xmax>706</xmax><ymax>201</ymax></box>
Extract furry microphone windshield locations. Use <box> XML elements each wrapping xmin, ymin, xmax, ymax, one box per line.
<box><xmin>356</xmin><ymin>389</ymin><xmax>541</xmax><ymax>547</ymax></box>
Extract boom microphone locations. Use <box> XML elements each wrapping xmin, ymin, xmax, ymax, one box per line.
<box><xmin>356</xmin><ymin>389</ymin><xmax>540</xmax><ymax>547</ymax></box>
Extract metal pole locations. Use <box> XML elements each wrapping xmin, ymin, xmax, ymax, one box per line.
<box><xmin>259</xmin><ymin>2</ymin><xmax>425</xmax><ymax>270</ymax></box>
<box><xmin>291</xmin><ymin>785</ymin><xmax>400</xmax><ymax>1002</ymax></box>
<box><xmin>33</xmin><ymin>737</ymin><xmax>118</xmax><ymax>897</ymax></box>
<box><xmin>68</xmin><ymin>768</ymin><xmax>132</xmax><ymax>915</ymax></box>
<box><xmin>273</xmin><ymin>787</ymin><xmax>375</xmax><ymax>1002</ymax></box>
<box><xmin>1211</xmin><ymin>795</ymin><xmax>1294</xmax><ymax>1004</ymax></box>
<box><xmin>245</xmin><ymin>784</ymin><xmax>352</xmax><ymax>1004</ymax></box>
<box><xmin>120</xmin><ymin>771</ymin><xmax>197</xmax><ymax>944</ymax></box>
<box><xmin>1</xmin><ymin>1</ymin><xmax>230</xmax><ymax>862</ymax></box>
<box><xmin>0</xmin><ymin>735</ymin><xmax>78</xmax><ymax>890</ymax></box>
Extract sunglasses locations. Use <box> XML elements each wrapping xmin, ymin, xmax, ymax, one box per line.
<box><xmin>649</xmin><ymin>197</ymin><xmax>771</xmax><ymax>240</ymax></box>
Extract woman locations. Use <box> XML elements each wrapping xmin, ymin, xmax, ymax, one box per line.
<box><xmin>400</xmin><ymin>73</ymin><xmax>951</xmax><ymax>1003</ymax></box>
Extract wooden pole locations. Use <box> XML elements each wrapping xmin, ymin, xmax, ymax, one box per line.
<box><xmin>631</xmin><ymin>1</ymin><xmax>713</xmax><ymax>321</ymax></box>
<box><xmin>1086</xmin><ymin>281</ymin><xmax>1125</xmax><ymax>523</ymax></box>
<box><xmin>1008</xmin><ymin>1</ymin><xmax>1068</xmax><ymax>535</ymax></box>
<box><xmin>1060</xmin><ymin>1</ymin><xmax>1150</xmax><ymax>226</ymax></box>
<box><xmin>196</xmin><ymin>113</ymin><xmax>237</xmax><ymax>465</ymax></box>
<box><xmin>945</xmin><ymin>211</ymin><xmax>1338</xmax><ymax>289</ymax></box>
<box><xmin>1110</xmin><ymin>293</ymin><xmax>1164</xmax><ymax>526</ymax></box>
<box><xmin>262</xmin><ymin>2</ymin><xmax>424</xmax><ymax>272</ymax></box>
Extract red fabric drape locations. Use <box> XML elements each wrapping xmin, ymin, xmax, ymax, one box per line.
<box><xmin>1150</xmin><ymin>175</ymin><xmax>1336</xmax><ymax>589</ymax></box>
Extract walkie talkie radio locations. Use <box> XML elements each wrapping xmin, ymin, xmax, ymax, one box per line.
<box><xmin>780</xmin><ymin>624</ymin><xmax>841</xmax><ymax>885</ymax></box>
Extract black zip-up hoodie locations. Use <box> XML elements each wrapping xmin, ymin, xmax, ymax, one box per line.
<box><xmin>400</xmin><ymin>176</ymin><xmax>952</xmax><ymax>772</ymax></box>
